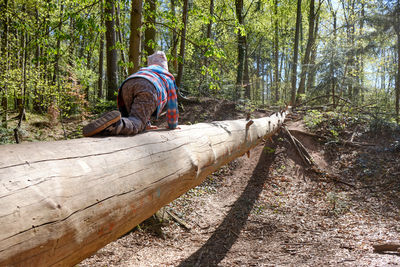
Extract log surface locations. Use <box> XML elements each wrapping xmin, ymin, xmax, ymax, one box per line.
<box><xmin>0</xmin><ymin>112</ymin><xmax>286</xmax><ymax>266</ymax></box>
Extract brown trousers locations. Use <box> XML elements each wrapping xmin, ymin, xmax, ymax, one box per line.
<box><xmin>112</xmin><ymin>78</ymin><xmax>157</xmax><ymax>135</ymax></box>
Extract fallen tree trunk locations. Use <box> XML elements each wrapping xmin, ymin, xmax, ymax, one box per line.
<box><xmin>0</xmin><ymin>111</ymin><xmax>287</xmax><ymax>266</ymax></box>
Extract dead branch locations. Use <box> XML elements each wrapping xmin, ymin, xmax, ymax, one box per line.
<box><xmin>295</xmin><ymin>94</ymin><xmax>352</xmax><ymax>108</ymax></box>
<box><xmin>373</xmin><ymin>242</ymin><xmax>400</xmax><ymax>253</ymax></box>
<box><xmin>283</xmin><ymin>126</ymin><xmax>312</xmax><ymax>167</ymax></box>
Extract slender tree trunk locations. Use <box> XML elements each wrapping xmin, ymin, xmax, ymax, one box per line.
<box><xmin>273</xmin><ymin>0</ymin><xmax>280</xmax><ymax>102</ymax></box>
<box><xmin>243</xmin><ymin>43</ymin><xmax>250</xmax><ymax>99</ymax></box>
<box><xmin>144</xmin><ymin>0</ymin><xmax>156</xmax><ymax>58</ymax></box>
<box><xmin>105</xmin><ymin>0</ymin><xmax>119</xmax><ymax>99</ymax></box>
<box><xmin>207</xmin><ymin>0</ymin><xmax>214</xmax><ymax>41</ymax></box>
<box><xmin>129</xmin><ymin>0</ymin><xmax>142</xmax><ymax>74</ymax></box>
<box><xmin>176</xmin><ymin>0</ymin><xmax>188</xmax><ymax>88</ymax></box>
<box><xmin>235</xmin><ymin>0</ymin><xmax>245</xmax><ymax>100</ymax></box>
<box><xmin>204</xmin><ymin>0</ymin><xmax>214</xmax><ymax>71</ymax></box>
<box><xmin>290</xmin><ymin>0</ymin><xmax>302</xmax><ymax>105</ymax></box>
<box><xmin>116</xmin><ymin>4</ymin><xmax>128</xmax><ymax>77</ymax></box>
<box><xmin>1</xmin><ymin>0</ymin><xmax>9</xmax><ymax>128</ymax></box>
<box><xmin>297</xmin><ymin>0</ymin><xmax>315</xmax><ymax>98</ymax></box>
<box><xmin>33</xmin><ymin>6</ymin><xmax>43</xmax><ymax>113</ymax></box>
<box><xmin>67</xmin><ymin>17</ymin><xmax>74</xmax><ymax>66</ymax></box>
<box><xmin>170</xmin><ymin>0</ymin><xmax>178</xmax><ymax>72</ymax></box>
<box><xmin>261</xmin><ymin>73</ymin><xmax>265</xmax><ymax>106</ymax></box>
<box><xmin>53</xmin><ymin>3</ymin><xmax>64</xmax><ymax>88</ymax></box>
<box><xmin>98</xmin><ymin>0</ymin><xmax>105</xmax><ymax>99</ymax></box>
<box><xmin>331</xmin><ymin>10</ymin><xmax>337</xmax><ymax>107</ymax></box>
<box><xmin>396</xmin><ymin>31</ymin><xmax>400</xmax><ymax>123</ymax></box>
<box><xmin>358</xmin><ymin>1</ymin><xmax>365</xmax><ymax>102</ymax></box>
<box><xmin>306</xmin><ymin>12</ymin><xmax>320</xmax><ymax>91</ymax></box>
<box><xmin>256</xmin><ymin>48</ymin><xmax>261</xmax><ymax>103</ymax></box>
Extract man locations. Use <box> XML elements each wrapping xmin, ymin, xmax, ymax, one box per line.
<box><xmin>83</xmin><ymin>51</ymin><xmax>179</xmax><ymax>137</ymax></box>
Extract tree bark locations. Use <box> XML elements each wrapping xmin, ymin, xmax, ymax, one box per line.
<box><xmin>297</xmin><ymin>0</ymin><xmax>315</xmax><ymax>98</ymax></box>
<box><xmin>290</xmin><ymin>0</ymin><xmax>302</xmax><ymax>105</ymax></box>
<box><xmin>116</xmin><ymin>4</ymin><xmax>128</xmax><ymax>77</ymax></box>
<box><xmin>144</xmin><ymin>0</ymin><xmax>156</xmax><ymax>58</ymax></box>
<box><xmin>244</xmin><ymin>43</ymin><xmax>250</xmax><ymax>99</ymax></box>
<box><xmin>53</xmin><ymin>2</ymin><xmax>64</xmax><ymax>88</ymax></box>
<box><xmin>1</xmin><ymin>0</ymin><xmax>9</xmax><ymax>128</ymax></box>
<box><xmin>395</xmin><ymin>0</ymin><xmax>400</xmax><ymax>123</ymax></box>
<box><xmin>206</xmin><ymin>0</ymin><xmax>214</xmax><ymax>41</ymax></box>
<box><xmin>396</xmin><ymin>30</ymin><xmax>400</xmax><ymax>123</ymax></box>
<box><xmin>235</xmin><ymin>0</ymin><xmax>245</xmax><ymax>100</ymax></box>
<box><xmin>98</xmin><ymin>0</ymin><xmax>105</xmax><ymax>99</ymax></box>
<box><xmin>105</xmin><ymin>0</ymin><xmax>119</xmax><ymax>99</ymax></box>
<box><xmin>176</xmin><ymin>0</ymin><xmax>189</xmax><ymax>88</ymax></box>
<box><xmin>273</xmin><ymin>0</ymin><xmax>280</xmax><ymax>103</ymax></box>
<box><xmin>129</xmin><ymin>0</ymin><xmax>142</xmax><ymax>74</ymax></box>
<box><xmin>306</xmin><ymin>12</ymin><xmax>320</xmax><ymax>91</ymax></box>
<box><xmin>0</xmin><ymin>112</ymin><xmax>288</xmax><ymax>266</ymax></box>
<box><xmin>170</xmin><ymin>0</ymin><xmax>178</xmax><ymax>72</ymax></box>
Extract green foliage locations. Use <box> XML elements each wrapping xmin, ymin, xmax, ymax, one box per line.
<box><xmin>263</xmin><ymin>146</ymin><xmax>276</xmax><ymax>154</ymax></box>
<box><xmin>0</xmin><ymin>127</ymin><xmax>14</xmax><ymax>145</ymax></box>
<box><xmin>90</xmin><ymin>99</ymin><xmax>117</xmax><ymax>115</ymax></box>
<box><xmin>304</xmin><ymin>110</ymin><xmax>324</xmax><ymax>129</ymax></box>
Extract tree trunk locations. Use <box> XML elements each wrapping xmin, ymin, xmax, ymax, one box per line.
<box><xmin>297</xmin><ymin>0</ymin><xmax>315</xmax><ymax>98</ymax></box>
<box><xmin>235</xmin><ymin>0</ymin><xmax>245</xmax><ymax>100</ymax></box>
<box><xmin>144</xmin><ymin>0</ymin><xmax>156</xmax><ymax>58</ymax></box>
<box><xmin>396</xmin><ymin>31</ymin><xmax>400</xmax><ymax>123</ymax></box>
<box><xmin>105</xmin><ymin>0</ymin><xmax>119</xmax><ymax>99</ymax></box>
<box><xmin>357</xmin><ymin>1</ymin><xmax>365</xmax><ymax>102</ymax></box>
<box><xmin>33</xmin><ymin>6</ymin><xmax>43</xmax><ymax>113</ymax></box>
<box><xmin>1</xmin><ymin>0</ymin><xmax>9</xmax><ymax>128</ymax></box>
<box><xmin>170</xmin><ymin>0</ymin><xmax>178</xmax><ymax>72</ymax></box>
<box><xmin>0</xmin><ymin>112</ymin><xmax>288</xmax><ymax>266</ymax></box>
<box><xmin>273</xmin><ymin>0</ymin><xmax>280</xmax><ymax>103</ymax></box>
<box><xmin>129</xmin><ymin>0</ymin><xmax>142</xmax><ymax>74</ymax></box>
<box><xmin>244</xmin><ymin>43</ymin><xmax>250</xmax><ymax>99</ymax></box>
<box><xmin>53</xmin><ymin>3</ymin><xmax>64</xmax><ymax>88</ymax></box>
<box><xmin>306</xmin><ymin>12</ymin><xmax>320</xmax><ymax>91</ymax></box>
<box><xmin>176</xmin><ymin>0</ymin><xmax>189</xmax><ymax>88</ymax></box>
<box><xmin>98</xmin><ymin>0</ymin><xmax>105</xmax><ymax>99</ymax></box>
<box><xmin>68</xmin><ymin>16</ymin><xmax>75</xmax><ymax>66</ymax></box>
<box><xmin>207</xmin><ymin>0</ymin><xmax>214</xmax><ymax>41</ymax></box>
<box><xmin>331</xmin><ymin>7</ymin><xmax>337</xmax><ymax>107</ymax></box>
<box><xmin>290</xmin><ymin>0</ymin><xmax>302</xmax><ymax>105</ymax></box>
<box><xmin>116</xmin><ymin>4</ymin><xmax>128</xmax><ymax>77</ymax></box>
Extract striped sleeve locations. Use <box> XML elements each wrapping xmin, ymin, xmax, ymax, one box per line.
<box><xmin>166</xmin><ymin>80</ymin><xmax>179</xmax><ymax>129</ymax></box>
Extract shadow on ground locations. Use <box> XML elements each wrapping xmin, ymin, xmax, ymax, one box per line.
<box><xmin>178</xmin><ymin>141</ymin><xmax>278</xmax><ymax>266</ymax></box>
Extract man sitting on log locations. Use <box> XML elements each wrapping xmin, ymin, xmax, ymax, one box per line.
<box><xmin>83</xmin><ymin>51</ymin><xmax>179</xmax><ymax>137</ymax></box>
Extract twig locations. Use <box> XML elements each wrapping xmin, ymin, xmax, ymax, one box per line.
<box><xmin>295</xmin><ymin>94</ymin><xmax>352</xmax><ymax>108</ymax></box>
<box><xmin>287</xmin><ymin>129</ymin><xmax>327</xmax><ymax>140</ymax></box>
<box><xmin>291</xmin><ymin>134</ymin><xmax>315</xmax><ymax>165</ymax></box>
<box><xmin>166</xmin><ymin>209</ymin><xmax>190</xmax><ymax>230</ymax></box>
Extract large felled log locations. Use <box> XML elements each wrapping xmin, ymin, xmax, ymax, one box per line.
<box><xmin>0</xmin><ymin>111</ymin><xmax>287</xmax><ymax>266</ymax></box>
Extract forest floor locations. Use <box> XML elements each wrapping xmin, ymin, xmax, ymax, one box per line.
<box><xmin>3</xmin><ymin>98</ymin><xmax>399</xmax><ymax>266</ymax></box>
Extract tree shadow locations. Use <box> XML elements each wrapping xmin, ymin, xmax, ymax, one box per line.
<box><xmin>177</xmin><ymin>141</ymin><xmax>277</xmax><ymax>266</ymax></box>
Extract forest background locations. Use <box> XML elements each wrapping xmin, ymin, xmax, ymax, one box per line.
<box><xmin>0</xmin><ymin>0</ymin><xmax>399</xmax><ymax>143</ymax></box>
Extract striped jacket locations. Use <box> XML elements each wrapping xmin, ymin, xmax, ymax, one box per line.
<box><xmin>117</xmin><ymin>65</ymin><xmax>179</xmax><ymax>129</ymax></box>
